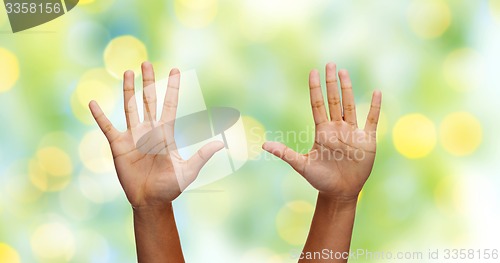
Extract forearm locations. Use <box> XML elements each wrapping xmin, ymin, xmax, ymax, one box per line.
<box><xmin>299</xmin><ymin>193</ymin><xmax>358</xmax><ymax>263</ymax></box>
<box><xmin>133</xmin><ymin>203</ymin><xmax>185</xmax><ymax>263</ymax></box>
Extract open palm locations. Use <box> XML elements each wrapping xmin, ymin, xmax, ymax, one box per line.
<box><xmin>263</xmin><ymin>63</ymin><xmax>382</xmax><ymax>198</ymax></box>
<box><xmin>89</xmin><ymin>62</ymin><xmax>223</xmax><ymax>208</ymax></box>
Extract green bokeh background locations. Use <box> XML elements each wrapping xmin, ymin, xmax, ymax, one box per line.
<box><xmin>0</xmin><ymin>0</ymin><xmax>499</xmax><ymax>262</ymax></box>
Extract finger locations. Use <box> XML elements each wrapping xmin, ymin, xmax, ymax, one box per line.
<box><xmin>309</xmin><ymin>69</ymin><xmax>329</xmax><ymax>126</ymax></box>
<box><xmin>142</xmin><ymin>62</ymin><xmax>157</xmax><ymax>122</ymax></box>
<box><xmin>325</xmin><ymin>63</ymin><xmax>342</xmax><ymax>121</ymax></box>
<box><xmin>364</xmin><ymin>90</ymin><xmax>382</xmax><ymax>134</ymax></box>
<box><xmin>123</xmin><ymin>70</ymin><xmax>139</xmax><ymax>128</ymax></box>
<box><xmin>262</xmin><ymin>141</ymin><xmax>306</xmax><ymax>174</ymax></box>
<box><xmin>89</xmin><ymin>100</ymin><xmax>119</xmax><ymax>143</ymax></box>
<box><xmin>338</xmin><ymin>69</ymin><xmax>358</xmax><ymax>127</ymax></box>
<box><xmin>187</xmin><ymin>141</ymin><xmax>225</xmax><ymax>175</ymax></box>
<box><xmin>160</xmin><ymin>68</ymin><xmax>181</xmax><ymax>128</ymax></box>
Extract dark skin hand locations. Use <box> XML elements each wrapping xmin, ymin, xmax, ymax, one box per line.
<box><xmin>263</xmin><ymin>62</ymin><xmax>382</xmax><ymax>262</ymax></box>
<box><xmin>89</xmin><ymin>62</ymin><xmax>223</xmax><ymax>263</ymax></box>
<box><xmin>89</xmin><ymin>61</ymin><xmax>381</xmax><ymax>262</ymax></box>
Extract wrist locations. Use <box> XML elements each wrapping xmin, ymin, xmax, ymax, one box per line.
<box><xmin>317</xmin><ymin>192</ymin><xmax>358</xmax><ymax>213</ymax></box>
<box><xmin>133</xmin><ymin>203</ymin><xmax>174</xmax><ymax>221</ymax></box>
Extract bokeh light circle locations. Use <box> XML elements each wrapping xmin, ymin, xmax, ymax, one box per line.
<box><xmin>71</xmin><ymin>68</ymin><xmax>119</xmax><ymax>124</ymax></box>
<box><xmin>76</xmin><ymin>79</ymin><xmax>116</xmax><ymax>110</ymax></box>
<box><xmin>439</xmin><ymin>112</ymin><xmax>482</xmax><ymax>156</ymax></box>
<box><xmin>31</xmin><ymin>223</ymin><xmax>75</xmax><ymax>261</ymax></box>
<box><xmin>408</xmin><ymin>0</ymin><xmax>451</xmax><ymax>39</ymax></box>
<box><xmin>0</xmin><ymin>243</ymin><xmax>21</xmax><ymax>263</ymax></box>
<box><xmin>79</xmin><ymin>129</ymin><xmax>114</xmax><ymax>173</ymax></box>
<box><xmin>104</xmin><ymin>36</ymin><xmax>148</xmax><ymax>78</ymax></box>
<box><xmin>393</xmin><ymin>114</ymin><xmax>436</xmax><ymax>159</ymax></box>
<box><xmin>174</xmin><ymin>0</ymin><xmax>218</xmax><ymax>28</ymax></box>
<box><xmin>0</xmin><ymin>47</ymin><xmax>20</xmax><ymax>93</ymax></box>
<box><xmin>442</xmin><ymin>48</ymin><xmax>484</xmax><ymax>92</ymax></box>
<box><xmin>29</xmin><ymin>147</ymin><xmax>72</xmax><ymax>192</ymax></box>
<box><xmin>276</xmin><ymin>200</ymin><xmax>313</xmax><ymax>245</ymax></box>
<box><xmin>36</xmin><ymin>147</ymin><xmax>72</xmax><ymax>177</ymax></box>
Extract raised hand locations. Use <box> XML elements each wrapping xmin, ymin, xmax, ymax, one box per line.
<box><xmin>89</xmin><ymin>62</ymin><xmax>224</xmax><ymax>208</ymax></box>
<box><xmin>263</xmin><ymin>62</ymin><xmax>382</xmax><ymax>200</ymax></box>
<box><xmin>262</xmin><ymin>63</ymin><xmax>382</xmax><ymax>262</ymax></box>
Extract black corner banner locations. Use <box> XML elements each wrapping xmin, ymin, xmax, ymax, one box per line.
<box><xmin>3</xmin><ymin>0</ymin><xmax>79</xmax><ymax>33</ymax></box>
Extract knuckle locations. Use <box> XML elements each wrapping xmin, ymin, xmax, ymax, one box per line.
<box><xmin>368</xmin><ymin>116</ymin><xmax>378</xmax><ymax>124</ymax></box>
<box><xmin>197</xmin><ymin>149</ymin><xmax>207</xmax><ymax>161</ymax></box>
<box><xmin>311</xmin><ymin>100</ymin><xmax>325</xmax><ymax>108</ymax></box>
<box><xmin>309</xmin><ymin>84</ymin><xmax>321</xmax><ymax>90</ymax></box>
<box><xmin>328</xmin><ymin>97</ymin><xmax>341</xmax><ymax>106</ymax></box>
<box><xmin>167</xmin><ymin>84</ymin><xmax>180</xmax><ymax>90</ymax></box>
<box><xmin>103</xmin><ymin>124</ymin><xmax>113</xmax><ymax>134</ymax></box>
<box><xmin>142</xmin><ymin>77</ymin><xmax>155</xmax><ymax>83</ymax></box>
<box><xmin>343</xmin><ymin>104</ymin><xmax>355</xmax><ymax>112</ymax></box>
<box><xmin>341</xmin><ymin>84</ymin><xmax>352</xmax><ymax>90</ymax></box>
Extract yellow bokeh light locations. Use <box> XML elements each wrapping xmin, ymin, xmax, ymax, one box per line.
<box><xmin>443</xmin><ymin>48</ymin><xmax>484</xmax><ymax>92</ymax></box>
<box><xmin>0</xmin><ymin>48</ymin><xmax>20</xmax><ymax>93</ymax></box>
<box><xmin>0</xmin><ymin>243</ymin><xmax>21</xmax><ymax>263</ymax></box>
<box><xmin>29</xmin><ymin>147</ymin><xmax>72</xmax><ymax>192</ymax></box>
<box><xmin>104</xmin><ymin>36</ymin><xmax>148</xmax><ymax>78</ymax></box>
<box><xmin>75</xmin><ymin>78</ymin><xmax>117</xmax><ymax>114</ymax></box>
<box><xmin>276</xmin><ymin>200</ymin><xmax>313</xmax><ymax>245</ymax></box>
<box><xmin>439</xmin><ymin>112</ymin><xmax>482</xmax><ymax>156</ymax></box>
<box><xmin>174</xmin><ymin>0</ymin><xmax>218</xmax><ymax>28</ymax></box>
<box><xmin>408</xmin><ymin>0</ymin><xmax>451</xmax><ymax>39</ymax></box>
<box><xmin>242</xmin><ymin>116</ymin><xmax>266</xmax><ymax>160</ymax></box>
<box><xmin>31</xmin><ymin>223</ymin><xmax>75</xmax><ymax>261</ymax></box>
<box><xmin>36</xmin><ymin>147</ymin><xmax>72</xmax><ymax>177</ymax></box>
<box><xmin>71</xmin><ymin>68</ymin><xmax>119</xmax><ymax>125</ymax></box>
<box><xmin>393</xmin><ymin>114</ymin><xmax>436</xmax><ymax>159</ymax></box>
<box><xmin>79</xmin><ymin>130</ymin><xmax>114</xmax><ymax>173</ymax></box>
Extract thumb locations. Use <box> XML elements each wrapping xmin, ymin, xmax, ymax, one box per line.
<box><xmin>187</xmin><ymin>140</ymin><xmax>225</xmax><ymax>175</ymax></box>
<box><xmin>262</xmin><ymin>141</ymin><xmax>306</xmax><ymax>174</ymax></box>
